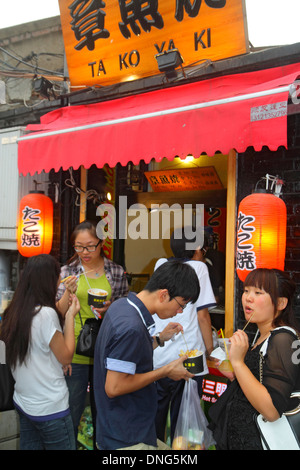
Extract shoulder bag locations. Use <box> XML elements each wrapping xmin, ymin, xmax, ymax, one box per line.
<box><xmin>255</xmin><ymin>327</ymin><xmax>300</xmax><ymax>450</ymax></box>
<box><xmin>76</xmin><ymin>312</ymin><xmax>102</xmax><ymax>358</ymax></box>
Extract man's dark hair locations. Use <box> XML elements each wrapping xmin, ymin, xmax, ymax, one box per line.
<box><xmin>170</xmin><ymin>227</ymin><xmax>204</xmax><ymax>259</ymax></box>
<box><xmin>145</xmin><ymin>260</ymin><xmax>200</xmax><ymax>303</ymax></box>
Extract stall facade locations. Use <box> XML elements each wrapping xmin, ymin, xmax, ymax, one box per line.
<box><xmin>13</xmin><ymin>0</ymin><xmax>300</xmax><ymax>334</ymax></box>
<box><xmin>17</xmin><ymin>52</ymin><xmax>300</xmax><ymax>335</ymax></box>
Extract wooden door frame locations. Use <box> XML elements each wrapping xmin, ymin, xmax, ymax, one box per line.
<box><xmin>224</xmin><ymin>149</ymin><xmax>237</xmax><ymax>336</ymax></box>
<box><xmin>80</xmin><ymin>153</ymin><xmax>237</xmax><ymax>336</ymax></box>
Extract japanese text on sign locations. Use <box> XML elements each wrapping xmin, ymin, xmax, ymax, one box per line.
<box><xmin>145</xmin><ymin>166</ymin><xmax>223</xmax><ymax>192</ymax></box>
<box><xmin>69</xmin><ymin>0</ymin><xmax>225</xmax><ymax>50</ymax></box>
<box><xmin>59</xmin><ymin>0</ymin><xmax>248</xmax><ymax>86</ymax></box>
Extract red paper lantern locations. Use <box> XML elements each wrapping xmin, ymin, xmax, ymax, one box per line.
<box><xmin>17</xmin><ymin>191</ymin><xmax>53</xmax><ymax>257</ymax></box>
<box><xmin>236</xmin><ymin>191</ymin><xmax>287</xmax><ymax>281</ymax></box>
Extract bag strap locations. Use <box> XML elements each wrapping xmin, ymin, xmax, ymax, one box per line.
<box><xmin>78</xmin><ymin>311</ymin><xmax>84</xmax><ymax>328</ymax></box>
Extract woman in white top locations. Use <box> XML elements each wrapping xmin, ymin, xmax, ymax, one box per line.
<box><xmin>0</xmin><ymin>254</ymin><xmax>80</xmax><ymax>450</ymax></box>
<box><xmin>153</xmin><ymin>227</ymin><xmax>216</xmax><ymax>443</ymax></box>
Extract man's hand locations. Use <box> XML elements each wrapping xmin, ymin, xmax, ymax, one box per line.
<box><xmin>160</xmin><ymin>322</ymin><xmax>183</xmax><ymax>342</ymax></box>
<box><xmin>165</xmin><ymin>356</ymin><xmax>194</xmax><ymax>381</ymax></box>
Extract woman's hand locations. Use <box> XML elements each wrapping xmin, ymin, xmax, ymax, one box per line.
<box><xmin>56</xmin><ymin>276</ymin><xmax>78</xmax><ymax>317</ymax></box>
<box><xmin>63</xmin><ymin>364</ymin><xmax>72</xmax><ymax>376</ymax></box>
<box><xmin>64</xmin><ymin>276</ymin><xmax>78</xmax><ymax>294</ymax></box>
<box><xmin>93</xmin><ymin>300</ymin><xmax>111</xmax><ymax>319</ymax></box>
<box><xmin>215</xmin><ymin>360</ymin><xmax>236</xmax><ymax>381</ymax></box>
<box><xmin>66</xmin><ymin>294</ymin><xmax>80</xmax><ymax>318</ymax></box>
<box><xmin>229</xmin><ymin>329</ymin><xmax>249</xmax><ymax>367</ymax></box>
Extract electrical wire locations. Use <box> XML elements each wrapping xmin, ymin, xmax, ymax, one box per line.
<box><xmin>0</xmin><ymin>46</ymin><xmax>65</xmax><ymax>77</ymax></box>
<box><xmin>0</xmin><ymin>70</ymin><xmax>66</xmax><ymax>81</ymax></box>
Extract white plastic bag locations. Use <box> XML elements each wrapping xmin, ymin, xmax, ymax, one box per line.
<box><xmin>172</xmin><ymin>379</ymin><xmax>215</xmax><ymax>450</ymax></box>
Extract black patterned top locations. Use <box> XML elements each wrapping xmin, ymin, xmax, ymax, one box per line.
<box><xmin>208</xmin><ymin>329</ymin><xmax>300</xmax><ymax>450</ymax></box>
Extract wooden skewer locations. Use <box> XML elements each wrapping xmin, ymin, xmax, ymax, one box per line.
<box><xmin>61</xmin><ymin>269</ymin><xmax>94</xmax><ymax>283</ymax></box>
<box><xmin>242</xmin><ymin>311</ymin><xmax>255</xmax><ymax>331</ymax></box>
<box><xmin>181</xmin><ymin>331</ymin><xmax>190</xmax><ymax>352</ymax></box>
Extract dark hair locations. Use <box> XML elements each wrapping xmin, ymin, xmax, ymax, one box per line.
<box><xmin>244</xmin><ymin>268</ymin><xmax>298</xmax><ymax>331</ymax></box>
<box><xmin>68</xmin><ymin>219</ymin><xmax>104</xmax><ymax>265</ymax></box>
<box><xmin>0</xmin><ymin>254</ymin><xmax>61</xmax><ymax>368</ymax></box>
<box><xmin>145</xmin><ymin>260</ymin><xmax>200</xmax><ymax>303</ymax></box>
<box><xmin>170</xmin><ymin>227</ymin><xmax>204</xmax><ymax>259</ymax></box>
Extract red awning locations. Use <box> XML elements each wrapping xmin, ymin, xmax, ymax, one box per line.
<box><xmin>18</xmin><ymin>63</ymin><xmax>300</xmax><ymax>175</ymax></box>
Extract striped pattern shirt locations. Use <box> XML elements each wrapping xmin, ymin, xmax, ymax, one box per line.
<box><xmin>56</xmin><ymin>257</ymin><xmax>129</xmax><ymax>302</ymax></box>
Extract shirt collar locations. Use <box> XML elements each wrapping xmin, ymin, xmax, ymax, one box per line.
<box><xmin>168</xmin><ymin>256</ymin><xmax>190</xmax><ymax>262</ymax></box>
<box><xmin>127</xmin><ymin>292</ymin><xmax>156</xmax><ymax>337</ymax></box>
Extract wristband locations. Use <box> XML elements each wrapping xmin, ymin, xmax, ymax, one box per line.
<box><xmin>155</xmin><ymin>335</ymin><xmax>165</xmax><ymax>347</ymax></box>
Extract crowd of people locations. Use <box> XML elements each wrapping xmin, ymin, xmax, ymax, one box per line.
<box><xmin>0</xmin><ymin>219</ymin><xmax>299</xmax><ymax>450</ymax></box>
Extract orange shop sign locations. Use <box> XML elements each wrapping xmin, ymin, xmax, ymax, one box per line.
<box><xmin>58</xmin><ymin>0</ymin><xmax>249</xmax><ymax>87</ymax></box>
<box><xmin>145</xmin><ymin>166</ymin><xmax>223</xmax><ymax>192</ymax></box>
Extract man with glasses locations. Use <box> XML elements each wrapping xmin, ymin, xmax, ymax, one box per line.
<box><xmin>153</xmin><ymin>227</ymin><xmax>217</xmax><ymax>444</ymax></box>
<box><xmin>93</xmin><ymin>260</ymin><xmax>200</xmax><ymax>450</ymax></box>
<box><xmin>56</xmin><ymin>220</ymin><xmax>129</xmax><ymax>448</ymax></box>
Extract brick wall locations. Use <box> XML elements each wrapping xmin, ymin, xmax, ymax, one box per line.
<box><xmin>236</xmin><ymin>113</ymin><xmax>300</xmax><ymax>331</ymax></box>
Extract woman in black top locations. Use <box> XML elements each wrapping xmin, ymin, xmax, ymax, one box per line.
<box><xmin>209</xmin><ymin>268</ymin><xmax>300</xmax><ymax>450</ymax></box>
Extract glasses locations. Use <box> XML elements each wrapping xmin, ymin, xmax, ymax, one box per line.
<box><xmin>73</xmin><ymin>241</ymin><xmax>101</xmax><ymax>253</ymax></box>
<box><xmin>172</xmin><ymin>297</ymin><xmax>187</xmax><ymax>311</ymax></box>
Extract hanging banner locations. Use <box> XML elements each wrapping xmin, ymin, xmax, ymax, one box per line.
<box><xmin>58</xmin><ymin>0</ymin><xmax>249</xmax><ymax>87</ymax></box>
